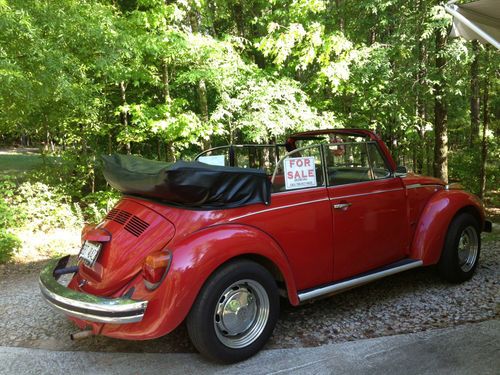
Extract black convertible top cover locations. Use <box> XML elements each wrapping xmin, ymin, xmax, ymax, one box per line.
<box><xmin>102</xmin><ymin>154</ymin><xmax>271</xmax><ymax>209</ymax></box>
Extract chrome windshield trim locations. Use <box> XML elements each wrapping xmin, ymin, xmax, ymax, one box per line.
<box><xmin>39</xmin><ymin>257</ymin><xmax>147</xmax><ymax>324</ymax></box>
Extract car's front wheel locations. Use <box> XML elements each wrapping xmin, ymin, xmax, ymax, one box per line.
<box><xmin>186</xmin><ymin>259</ymin><xmax>279</xmax><ymax>363</ymax></box>
<box><xmin>438</xmin><ymin>213</ymin><xmax>481</xmax><ymax>283</ymax></box>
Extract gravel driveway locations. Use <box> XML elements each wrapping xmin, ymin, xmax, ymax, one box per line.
<box><xmin>0</xmin><ymin>235</ymin><xmax>498</xmax><ymax>353</ymax></box>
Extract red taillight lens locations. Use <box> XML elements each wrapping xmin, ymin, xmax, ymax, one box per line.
<box><xmin>142</xmin><ymin>250</ymin><xmax>172</xmax><ymax>290</ymax></box>
<box><xmin>81</xmin><ymin>223</ymin><xmax>96</xmax><ymax>243</ymax></box>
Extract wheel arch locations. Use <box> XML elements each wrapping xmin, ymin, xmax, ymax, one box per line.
<box><xmin>454</xmin><ymin>205</ymin><xmax>483</xmax><ymax>228</ymax></box>
<box><xmin>215</xmin><ymin>253</ymin><xmax>289</xmax><ymax>298</ymax></box>
<box><xmin>176</xmin><ymin>224</ymin><xmax>299</xmax><ymax>304</ymax></box>
<box><xmin>410</xmin><ymin>190</ymin><xmax>485</xmax><ymax>265</ymax></box>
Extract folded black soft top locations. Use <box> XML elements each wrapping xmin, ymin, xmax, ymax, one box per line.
<box><xmin>102</xmin><ymin>154</ymin><xmax>271</xmax><ymax>209</ymax></box>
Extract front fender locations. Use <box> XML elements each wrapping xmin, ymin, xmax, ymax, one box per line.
<box><xmin>410</xmin><ymin>189</ymin><xmax>485</xmax><ymax>265</ymax></box>
<box><xmin>102</xmin><ymin>223</ymin><xmax>297</xmax><ymax>340</ymax></box>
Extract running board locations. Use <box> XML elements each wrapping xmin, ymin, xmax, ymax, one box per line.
<box><xmin>298</xmin><ymin>259</ymin><xmax>423</xmax><ymax>303</ymax></box>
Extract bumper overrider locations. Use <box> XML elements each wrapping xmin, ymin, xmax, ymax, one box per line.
<box><xmin>39</xmin><ymin>256</ymin><xmax>148</xmax><ymax>324</ymax></box>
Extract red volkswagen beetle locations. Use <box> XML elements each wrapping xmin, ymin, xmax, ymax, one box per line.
<box><xmin>40</xmin><ymin>129</ymin><xmax>492</xmax><ymax>363</ymax></box>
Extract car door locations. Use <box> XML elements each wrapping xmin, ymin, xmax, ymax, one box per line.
<box><xmin>325</xmin><ymin>141</ymin><xmax>409</xmax><ymax>281</ymax></box>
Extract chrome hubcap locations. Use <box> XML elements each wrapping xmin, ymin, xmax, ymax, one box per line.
<box><xmin>214</xmin><ymin>279</ymin><xmax>269</xmax><ymax>349</ymax></box>
<box><xmin>457</xmin><ymin>226</ymin><xmax>479</xmax><ymax>272</ymax></box>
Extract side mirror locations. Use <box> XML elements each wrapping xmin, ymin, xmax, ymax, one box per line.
<box><xmin>394</xmin><ymin>165</ymin><xmax>407</xmax><ymax>177</ymax></box>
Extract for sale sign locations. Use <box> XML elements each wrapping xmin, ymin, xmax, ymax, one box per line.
<box><xmin>284</xmin><ymin>157</ymin><xmax>317</xmax><ymax>190</ymax></box>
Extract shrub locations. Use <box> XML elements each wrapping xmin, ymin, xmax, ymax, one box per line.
<box><xmin>0</xmin><ymin>190</ymin><xmax>21</xmax><ymax>263</ymax></box>
<box><xmin>80</xmin><ymin>190</ymin><xmax>120</xmax><ymax>223</ymax></box>
<box><xmin>13</xmin><ymin>181</ymin><xmax>84</xmax><ymax>232</ymax></box>
<box><xmin>0</xmin><ymin>230</ymin><xmax>21</xmax><ymax>263</ymax></box>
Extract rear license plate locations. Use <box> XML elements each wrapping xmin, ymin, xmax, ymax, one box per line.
<box><xmin>79</xmin><ymin>241</ymin><xmax>102</xmax><ymax>267</ymax></box>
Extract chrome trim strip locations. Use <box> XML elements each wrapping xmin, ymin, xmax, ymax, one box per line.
<box><xmin>406</xmin><ymin>183</ymin><xmax>443</xmax><ymax>190</ymax></box>
<box><xmin>229</xmin><ymin>197</ymin><xmax>330</xmax><ymax>221</ymax></box>
<box><xmin>298</xmin><ymin>260</ymin><xmax>423</xmax><ymax>302</ymax></box>
<box><xmin>39</xmin><ymin>258</ymin><xmax>148</xmax><ymax>324</ymax></box>
<box><xmin>331</xmin><ymin>187</ymin><xmax>404</xmax><ymax>200</ymax></box>
<box><xmin>445</xmin><ymin>183</ymin><xmax>463</xmax><ymax>191</ymax></box>
<box><xmin>273</xmin><ymin>186</ymin><xmax>327</xmax><ymax>196</ymax></box>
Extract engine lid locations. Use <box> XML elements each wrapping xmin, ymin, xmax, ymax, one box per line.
<box><xmin>76</xmin><ymin>199</ymin><xmax>175</xmax><ymax>296</ymax></box>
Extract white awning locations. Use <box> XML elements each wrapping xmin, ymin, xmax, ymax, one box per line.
<box><xmin>444</xmin><ymin>0</ymin><xmax>500</xmax><ymax>49</ymax></box>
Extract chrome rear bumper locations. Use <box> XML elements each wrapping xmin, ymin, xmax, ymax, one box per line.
<box><xmin>39</xmin><ymin>256</ymin><xmax>147</xmax><ymax>324</ymax></box>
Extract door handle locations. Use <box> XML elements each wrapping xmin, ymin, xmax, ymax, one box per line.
<box><xmin>333</xmin><ymin>202</ymin><xmax>352</xmax><ymax>210</ymax></box>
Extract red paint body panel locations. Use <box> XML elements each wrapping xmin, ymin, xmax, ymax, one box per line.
<box><xmin>78</xmin><ymin>199</ymin><xmax>175</xmax><ymax>295</ymax></box>
<box><xmin>64</xmin><ymin>128</ymin><xmax>488</xmax><ymax>342</ymax></box>
<box><xmin>328</xmin><ymin>178</ymin><xmax>409</xmax><ymax>280</ymax></box>
<box><xmin>231</xmin><ymin>188</ymin><xmax>333</xmax><ymax>290</ymax></box>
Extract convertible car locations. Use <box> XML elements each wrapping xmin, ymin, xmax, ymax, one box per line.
<box><xmin>39</xmin><ymin>128</ymin><xmax>492</xmax><ymax>363</ymax></box>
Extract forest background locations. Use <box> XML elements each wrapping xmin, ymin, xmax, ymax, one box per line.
<box><xmin>0</xmin><ymin>0</ymin><xmax>498</xmax><ymax>262</ymax></box>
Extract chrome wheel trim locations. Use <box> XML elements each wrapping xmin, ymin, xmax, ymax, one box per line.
<box><xmin>457</xmin><ymin>226</ymin><xmax>479</xmax><ymax>272</ymax></box>
<box><xmin>214</xmin><ymin>279</ymin><xmax>270</xmax><ymax>349</ymax></box>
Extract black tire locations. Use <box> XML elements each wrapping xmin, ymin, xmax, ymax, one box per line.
<box><xmin>186</xmin><ymin>259</ymin><xmax>280</xmax><ymax>363</ymax></box>
<box><xmin>438</xmin><ymin>213</ymin><xmax>481</xmax><ymax>283</ymax></box>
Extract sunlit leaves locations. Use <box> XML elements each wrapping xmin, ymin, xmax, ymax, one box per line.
<box><xmin>211</xmin><ymin>75</ymin><xmax>336</xmax><ymax>142</ymax></box>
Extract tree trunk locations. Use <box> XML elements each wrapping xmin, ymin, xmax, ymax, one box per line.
<box><xmin>205</xmin><ymin>0</ymin><xmax>218</xmax><ymax>36</ymax></box>
<box><xmin>335</xmin><ymin>0</ymin><xmax>344</xmax><ymax>33</ymax></box>
<box><xmin>197</xmin><ymin>79</ymin><xmax>211</xmax><ymax>149</ymax></box>
<box><xmin>157</xmin><ymin>139</ymin><xmax>162</xmax><ymax>161</ymax></box>
<box><xmin>433</xmin><ymin>29</ymin><xmax>448</xmax><ymax>182</ymax></box>
<box><xmin>119</xmin><ymin>81</ymin><xmax>131</xmax><ymax>155</ymax></box>
<box><xmin>188</xmin><ymin>6</ymin><xmax>200</xmax><ymax>33</ymax></box>
<box><xmin>415</xmin><ymin>0</ymin><xmax>427</xmax><ymax>174</ymax></box>
<box><xmin>470</xmin><ymin>40</ymin><xmax>480</xmax><ymax>147</ymax></box>
<box><xmin>478</xmin><ymin>62</ymin><xmax>489</xmax><ymax>199</ymax></box>
<box><xmin>162</xmin><ymin>61</ymin><xmax>171</xmax><ymax>104</ymax></box>
<box><xmin>230</xmin><ymin>1</ymin><xmax>245</xmax><ymax>37</ymax></box>
<box><xmin>108</xmin><ymin>133</ymin><xmax>112</xmax><ymax>155</ymax></box>
<box><xmin>165</xmin><ymin>141</ymin><xmax>175</xmax><ymax>162</ymax></box>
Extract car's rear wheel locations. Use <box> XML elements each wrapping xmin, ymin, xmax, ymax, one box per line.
<box><xmin>186</xmin><ymin>259</ymin><xmax>279</xmax><ymax>363</ymax></box>
<box><xmin>438</xmin><ymin>213</ymin><xmax>481</xmax><ymax>283</ymax></box>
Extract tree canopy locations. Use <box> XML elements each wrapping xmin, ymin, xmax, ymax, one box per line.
<box><xmin>0</xmin><ymin>0</ymin><xmax>498</xmax><ymax>198</ymax></box>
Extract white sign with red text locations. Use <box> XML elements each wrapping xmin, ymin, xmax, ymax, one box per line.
<box><xmin>284</xmin><ymin>157</ymin><xmax>317</xmax><ymax>190</ymax></box>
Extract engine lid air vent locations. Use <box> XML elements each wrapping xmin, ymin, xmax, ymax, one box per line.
<box><xmin>105</xmin><ymin>209</ymin><xmax>132</xmax><ymax>225</ymax></box>
<box><xmin>124</xmin><ymin>216</ymin><xmax>150</xmax><ymax>237</ymax></box>
<box><xmin>105</xmin><ymin>209</ymin><xmax>119</xmax><ymax>221</ymax></box>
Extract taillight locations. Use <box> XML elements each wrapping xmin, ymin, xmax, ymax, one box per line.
<box><xmin>81</xmin><ymin>223</ymin><xmax>96</xmax><ymax>243</ymax></box>
<box><xmin>142</xmin><ymin>250</ymin><xmax>172</xmax><ymax>290</ymax></box>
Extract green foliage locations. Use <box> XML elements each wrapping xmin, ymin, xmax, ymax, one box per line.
<box><xmin>80</xmin><ymin>190</ymin><xmax>120</xmax><ymax>223</ymax></box>
<box><xmin>0</xmin><ymin>0</ymin><xmax>498</xmax><ymax>224</ymax></box>
<box><xmin>12</xmin><ymin>182</ymin><xmax>83</xmax><ymax>232</ymax></box>
<box><xmin>0</xmin><ymin>177</ymin><xmax>22</xmax><ymax>263</ymax></box>
<box><xmin>0</xmin><ymin>230</ymin><xmax>21</xmax><ymax>263</ymax></box>
<box><xmin>211</xmin><ymin>75</ymin><xmax>336</xmax><ymax>142</ymax></box>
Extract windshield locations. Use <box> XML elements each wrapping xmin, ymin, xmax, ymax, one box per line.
<box><xmin>196</xmin><ymin>144</ymin><xmax>287</xmax><ymax>175</ymax></box>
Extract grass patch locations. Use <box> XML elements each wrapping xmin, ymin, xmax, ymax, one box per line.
<box><xmin>0</xmin><ymin>154</ymin><xmax>44</xmax><ymax>174</ymax></box>
<box><xmin>0</xmin><ymin>151</ymin><xmax>58</xmax><ymax>177</ymax></box>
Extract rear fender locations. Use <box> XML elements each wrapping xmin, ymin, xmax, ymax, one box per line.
<box><xmin>102</xmin><ymin>224</ymin><xmax>297</xmax><ymax>340</ymax></box>
<box><xmin>410</xmin><ymin>190</ymin><xmax>485</xmax><ymax>265</ymax></box>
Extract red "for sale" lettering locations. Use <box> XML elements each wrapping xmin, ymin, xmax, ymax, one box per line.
<box><xmin>289</xmin><ymin>158</ymin><xmax>311</xmax><ymax>168</ymax></box>
<box><xmin>287</xmin><ymin>170</ymin><xmax>315</xmax><ymax>179</ymax></box>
